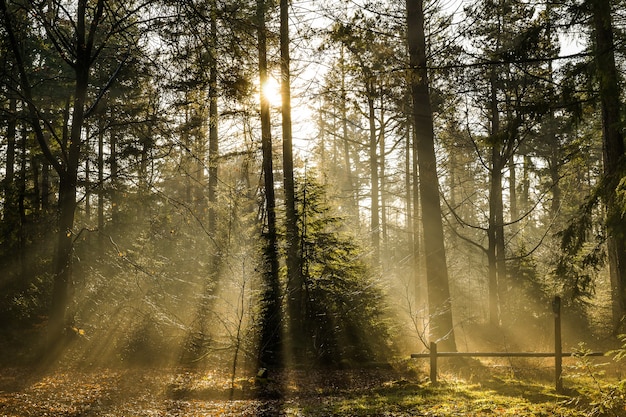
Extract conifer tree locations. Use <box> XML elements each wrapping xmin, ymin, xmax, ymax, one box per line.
<box><xmin>406</xmin><ymin>0</ymin><xmax>456</xmax><ymax>351</ymax></box>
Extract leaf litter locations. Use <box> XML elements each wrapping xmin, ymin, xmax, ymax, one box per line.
<box><xmin>0</xmin><ymin>366</ymin><xmax>605</xmax><ymax>416</ymax></box>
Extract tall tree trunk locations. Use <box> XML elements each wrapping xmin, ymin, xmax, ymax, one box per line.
<box><xmin>411</xmin><ymin>121</ymin><xmax>424</xmax><ymax>308</ymax></box>
<box><xmin>367</xmin><ymin>81</ymin><xmax>380</xmax><ymax>264</ymax></box>
<box><xmin>109</xmin><ymin>126</ymin><xmax>119</xmax><ymax>226</ymax></box>
<box><xmin>508</xmin><ymin>156</ymin><xmax>517</xmax><ymax>223</ymax></box>
<box><xmin>590</xmin><ymin>0</ymin><xmax>626</xmax><ymax>330</ymax></box>
<box><xmin>32</xmin><ymin>156</ymin><xmax>40</xmax><ymax>215</ymax></box>
<box><xmin>545</xmin><ymin>6</ymin><xmax>561</xmax><ymax>219</ymax></box>
<box><xmin>50</xmin><ymin>50</ymin><xmax>90</xmax><ymax>347</ymax></box>
<box><xmin>548</xmin><ymin>147</ymin><xmax>561</xmax><ymax>218</ymax></box>
<box><xmin>97</xmin><ymin>121</ymin><xmax>105</xmax><ymax>237</ymax></box>
<box><xmin>379</xmin><ymin>94</ymin><xmax>388</xmax><ymax>247</ymax></box>
<box><xmin>41</xmin><ymin>158</ymin><xmax>50</xmax><ymax>213</ymax></box>
<box><xmin>257</xmin><ymin>0</ymin><xmax>282</xmax><ymax>368</ymax></box>
<box><xmin>4</xmin><ymin>96</ymin><xmax>16</xmax><ymax>223</ymax></box>
<box><xmin>85</xmin><ymin>125</ymin><xmax>91</xmax><ymax>220</ymax></box>
<box><xmin>405</xmin><ymin>117</ymin><xmax>413</xmax><ymax>264</ymax></box>
<box><xmin>280</xmin><ymin>0</ymin><xmax>304</xmax><ymax>363</ymax></box>
<box><xmin>406</xmin><ymin>0</ymin><xmax>456</xmax><ymax>351</ymax></box>
<box><xmin>207</xmin><ymin>1</ymin><xmax>219</xmax><ymax>252</ymax></box>
<box><xmin>340</xmin><ymin>47</ymin><xmax>356</xmax><ymax>218</ymax></box>
<box><xmin>487</xmin><ymin>71</ymin><xmax>506</xmax><ymax>327</ymax></box>
<box><xmin>18</xmin><ymin>124</ymin><xmax>27</xmax><ymax>279</ymax></box>
<box><xmin>2</xmin><ymin>94</ymin><xmax>21</xmax><ymax>279</ymax></box>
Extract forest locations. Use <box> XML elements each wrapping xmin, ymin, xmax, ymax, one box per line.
<box><xmin>1</xmin><ymin>0</ymin><xmax>626</xmax><ymax>415</ymax></box>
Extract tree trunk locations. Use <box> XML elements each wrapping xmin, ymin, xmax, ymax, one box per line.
<box><xmin>508</xmin><ymin>156</ymin><xmax>517</xmax><ymax>223</ymax></box>
<box><xmin>2</xmin><ymin>0</ymin><xmax>106</xmax><ymax>346</ymax></box>
<box><xmin>379</xmin><ymin>93</ymin><xmax>388</xmax><ymax>247</ymax></box>
<box><xmin>18</xmin><ymin>124</ymin><xmax>27</xmax><ymax>279</ymax></box>
<box><xmin>487</xmin><ymin>147</ymin><xmax>501</xmax><ymax>326</ymax></box>
<box><xmin>405</xmin><ymin>117</ymin><xmax>413</xmax><ymax>264</ymax></box>
<box><xmin>280</xmin><ymin>0</ymin><xmax>305</xmax><ymax>363</ymax></box>
<box><xmin>207</xmin><ymin>1</ymin><xmax>219</xmax><ymax>247</ymax></box>
<box><xmin>548</xmin><ymin>148</ymin><xmax>561</xmax><ymax>217</ymax></box>
<box><xmin>49</xmin><ymin>50</ymin><xmax>90</xmax><ymax>348</ymax></box>
<box><xmin>97</xmin><ymin>121</ymin><xmax>105</xmax><ymax>236</ymax></box>
<box><xmin>84</xmin><ymin>125</ymin><xmax>91</xmax><ymax>220</ymax></box>
<box><xmin>406</xmin><ymin>0</ymin><xmax>456</xmax><ymax>351</ymax></box>
<box><xmin>487</xmin><ymin>68</ymin><xmax>511</xmax><ymax>327</ymax></box>
<box><xmin>32</xmin><ymin>156</ymin><xmax>40</xmax><ymax>215</ymax></box>
<box><xmin>544</xmin><ymin>11</ymin><xmax>561</xmax><ymax>219</ymax></box>
<box><xmin>41</xmin><ymin>158</ymin><xmax>50</xmax><ymax>213</ymax></box>
<box><xmin>590</xmin><ymin>0</ymin><xmax>626</xmax><ymax>330</ymax></box>
<box><xmin>109</xmin><ymin>126</ymin><xmax>119</xmax><ymax>226</ymax></box>
<box><xmin>411</xmin><ymin>120</ymin><xmax>424</xmax><ymax>309</ymax></box>
<box><xmin>4</xmin><ymin>96</ymin><xmax>16</xmax><ymax>223</ymax></box>
<box><xmin>367</xmin><ymin>81</ymin><xmax>380</xmax><ymax>264</ymax></box>
<box><xmin>340</xmin><ymin>47</ymin><xmax>356</xmax><ymax>217</ymax></box>
<box><xmin>257</xmin><ymin>0</ymin><xmax>282</xmax><ymax>368</ymax></box>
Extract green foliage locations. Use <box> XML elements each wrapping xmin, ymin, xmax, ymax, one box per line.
<box><xmin>610</xmin><ymin>334</ymin><xmax>626</xmax><ymax>362</ymax></box>
<box><xmin>555</xmin><ymin>190</ymin><xmax>605</xmax><ymax>299</ymax></box>
<box><xmin>297</xmin><ymin>176</ymin><xmax>394</xmax><ymax>366</ymax></box>
<box><xmin>570</xmin><ymin>342</ymin><xmax>626</xmax><ymax>417</ymax></box>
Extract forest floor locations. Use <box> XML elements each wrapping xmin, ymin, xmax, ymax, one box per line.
<box><xmin>0</xmin><ymin>361</ymin><xmax>624</xmax><ymax>416</ymax></box>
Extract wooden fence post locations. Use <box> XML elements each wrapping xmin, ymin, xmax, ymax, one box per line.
<box><xmin>430</xmin><ymin>341</ymin><xmax>438</xmax><ymax>384</ymax></box>
<box><xmin>553</xmin><ymin>296</ymin><xmax>563</xmax><ymax>393</ymax></box>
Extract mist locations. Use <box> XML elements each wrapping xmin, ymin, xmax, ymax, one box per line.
<box><xmin>1</xmin><ymin>0</ymin><xmax>626</xmax><ymax>415</ymax></box>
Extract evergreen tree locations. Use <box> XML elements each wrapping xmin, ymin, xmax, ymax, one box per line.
<box><xmin>298</xmin><ymin>176</ymin><xmax>393</xmax><ymax>365</ymax></box>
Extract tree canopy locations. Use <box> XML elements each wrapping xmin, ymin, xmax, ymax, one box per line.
<box><xmin>0</xmin><ymin>0</ymin><xmax>624</xmax><ymax>373</ymax></box>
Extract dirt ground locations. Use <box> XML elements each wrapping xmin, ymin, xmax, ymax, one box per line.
<box><xmin>0</xmin><ymin>366</ymin><xmax>415</xmax><ymax>416</ymax></box>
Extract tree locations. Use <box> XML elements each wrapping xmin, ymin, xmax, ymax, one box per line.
<box><xmin>0</xmin><ymin>0</ymin><xmax>153</xmax><ymax>349</ymax></box>
<box><xmin>256</xmin><ymin>0</ymin><xmax>282</xmax><ymax>368</ymax></box>
<box><xmin>280</xmin><ymin>0</ymin><xmax>305</xmax><ymax>363</ymax></box>
<box><xmin>589</xmin><ymin>0</ymin><xmax>626</xmax><ymax>330</ymax></box>
<box><xmin>298</xmin><ymin>175</ymin><xmax>393</xmax><ymax>365</ymax></box>
<box><xmin>406</xmin><ymin>0</ymin><xmax>456</xmax><ymax>351</ymax></box>
<box><xmin>330</xmin><ymin>18</ymin><xmax>388</xmax><ymax>264</ymax></box>
<box><xmin>456</xmin><ymin>0</ymin><xmax>557</xmax><ymax>327</ymax></box>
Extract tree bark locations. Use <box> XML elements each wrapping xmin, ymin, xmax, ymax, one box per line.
<box><xmin>109</xmin><ymin>126</ymin><xmax>119</xmax><ymax>226</ymax></box>
<box><xmin>50</xmin><ymin>10</ymin><xmax>92</xmax><ymax>345</ymax></box>
<box><xmin>257</xmin><ymin>0</ymin><xmax>282</xmax><ymax>368</ymax></box>
<box><xmin>406</xmin><ymin>0</ymin><xmax>456</xmax><ymax>351</ymax></box>
<box><xmin>208</xmin><ymin>0</ymin><xmax>219</xmax><ymax>270</ymax></box>
<box><xmin>97</xmin><ymin>120</ymin><xmax>105</xmax><ymax>236</ymax></box>
<box><xmin>379</xmin><ymin>92</ymin><xmax>388</xmax><ymax>247</ymax></box>
<box><xmin>405</xmin><ymin>117</ymin><xmax>414</xmax><ymax>265</ymax></box>
<box><xmin>367</xmin><ymin>81</ymin><xmax>380</xmax><ymax>263</ymax></box>
<box><xmin>590</xmin><ymin>0</ymin><xmax>626</xmax><ymax>330</ymax></box>
<box><xmin>487</xmin><ymin>69</ymin><xmax>508</xmax><ymax>327</ymax></box>
<box><xmin>340</xmin><ymin>47</ymin><xmax>357</xmax><ymax>218</ymax></box>
<box><xmin>410</xmin><ymin>114</ymin><xmax>424</xmax><ymax>304</ymax></box>
<box><xmin>3</xmin><ymin>96</ymin><xmax>16</xmax><ymax>223</ymax></box>
<box><xmin>280</xmin><ymin>0</ymin><xmax>305</xmax><ymax>363</ymax></box>
<box><xmin>508</xmin><ymin>156</ymin><xmax>517</xmax><ymax>222</ymax></box>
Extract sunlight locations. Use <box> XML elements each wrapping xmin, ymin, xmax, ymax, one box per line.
<box><xmin>261</xmin><ymin>76</ymin><xmax>282</xmax><ymax>108</ymax></box>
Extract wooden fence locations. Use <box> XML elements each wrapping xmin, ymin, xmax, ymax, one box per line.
<box><xmin>411</xmin><ymin>297</ymin><xmax>605</xmax><ymax>392</ymax></box>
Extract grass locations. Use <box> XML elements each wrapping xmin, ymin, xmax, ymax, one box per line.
<box><xmin>294</xmin><ymin>376</ymin><xmax>584</xmax><ymax>416</ymax></box>
<box><xmin>1</xmin><ymin>360</ymin><xmax>625</xmax><ymax>416</ymax></box>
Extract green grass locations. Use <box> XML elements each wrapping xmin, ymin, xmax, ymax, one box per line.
<box><xmin>293</xmin><ymin>373</ymin><xmax>624</xmax><ymax>416</ymax></box>
<box><xmin>1</xmin><ymin>365</ymin><xmax>624</xmax><ymax>416</ymax></box>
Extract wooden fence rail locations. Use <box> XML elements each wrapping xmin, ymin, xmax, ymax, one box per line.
<box><xmin>410</xmin><ymin>297</ymin><xmax>605</xmax><ymax>392</ymax></box>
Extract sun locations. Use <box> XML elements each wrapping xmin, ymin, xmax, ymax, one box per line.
<box><xmin>261</xmin><ymin>76</ymin><xmax>282</xmax><ymax>107</ymax></box>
